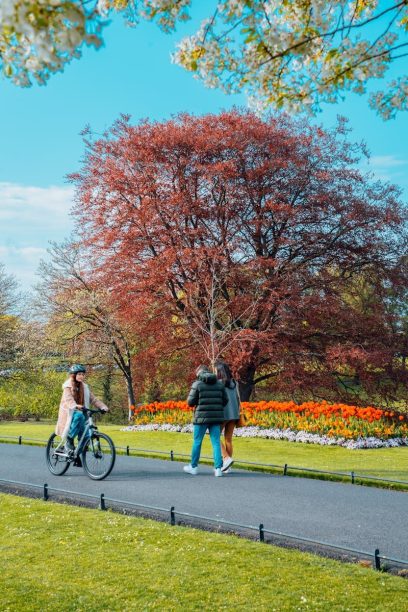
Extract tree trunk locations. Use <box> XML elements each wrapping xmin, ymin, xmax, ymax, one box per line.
<box><xmin>238</xmin><ymin>366</ymin><xmax>256</xmax><ymax>401</ymax></box>
<box><xmin>103</xmin><ymin>364</ymin><xmax>113</xmax><ymax>405</ymax></box>
<box><xmin>113</xmin><ymin>347</ymin><xmax>136</xmax><ymax>422</ymax></box>
<box><xmin>125</xmin><ymin>371</ymin><xmax>136</xmax><ymax>422</ymax></box>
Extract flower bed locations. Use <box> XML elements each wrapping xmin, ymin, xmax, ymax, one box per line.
<box><xmin>123</xmin><ymin>423</ymin><xmax>408</xmax><ymax>450</ymax></box>
<box><xmin>128</xmin><ymin>400</ymin><xmax>408</xmax><ymax>449</ymax></box>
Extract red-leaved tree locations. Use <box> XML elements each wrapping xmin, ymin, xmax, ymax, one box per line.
<box><xmin>69</xmin><ymin>110</ymin><xmax>407</xmax><ymax>402</ymax></box>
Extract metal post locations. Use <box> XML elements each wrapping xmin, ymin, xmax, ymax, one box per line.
<box><xmin>373</xmin><ymin>548</ymin><xmax>381</xmax><ymax>571</ymax></box>
<box><xmin>43</xmin><ymin>483</ymin><xmax>49</xmax><ymax>501</ymax></box>
<box><xmin>18</xmin><ymin>436</ymin><xmax>22</xmax><ymax>445</ymax></box>
<box><xmin>259</xmin><ymin>523</ymin><xmax>265</xmax><ymax>542</ymax></box>
<box><xmin>170</xmin><ymin>450</ymin><xmax>174</xmax><ymax>461</ymax></box>
<box><xmin>351</xmin><ymin>471</ymin><xmax>355</xmax><ymax>484</ymax></box>
<box><xmin>170</xmin><ymin>506</ymin><xmax>175</xmax><ymax>526</ymax></box>
<box><xmin>283</xmin><ymin>464</ymin><xmax>288</xmax><ymax>476</ymax></box>
<box><xmin>99</xmin><ymin>493</ymin><xmax>106</xmax><ymax>511</ymax></box>
<box><xmin>126</xmin><ymin>445</ymin><xmax>130</xmax><ymax>456</ymax></box>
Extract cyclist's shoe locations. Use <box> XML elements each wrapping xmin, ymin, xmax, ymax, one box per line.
<box><xmin>73</xmin><ymin>456</ymin><xmax>83</xmax><ymax>467</ymax></box>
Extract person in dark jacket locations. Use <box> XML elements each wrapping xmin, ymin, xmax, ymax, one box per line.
<box><xmin>183</xmin><ymin>365</ymin><xmax>228</xmax><ymax>477</ymax></box>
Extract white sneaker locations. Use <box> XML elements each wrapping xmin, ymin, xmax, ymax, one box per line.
<box><xmin>183</xmin><ymin>464</ymin><xmax>198</xmax><ymax>475</ymax></box>
<box><xmin>222</xmin><ymin>457</ymin><xmax>234</xmax><ymax>472</ymax></box>
<box><xmin>223</xmin><ymin>468</ymin><xmax>232</xmax><ymax>474</ymax></box>
<box><xmin>214</xmin><ymin>468</ymin><xmax>223</xmax><ymax>477</ymax></box>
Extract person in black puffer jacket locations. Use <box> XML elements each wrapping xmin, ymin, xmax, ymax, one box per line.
<box><xmin>183</xmin><ymin>365</ymin><xmax>228</xmax><ymax>477</ymax></box>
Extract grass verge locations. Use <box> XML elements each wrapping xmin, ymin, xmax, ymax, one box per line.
<box><xmin>1</xmin><ymin>421</ymin><xmax>407</xmax><ymax>489</ymax></box>
<box><xmin>1</xmin><ymin>492</ymin><xmax>407</xmax><ymax>611</ymax></box>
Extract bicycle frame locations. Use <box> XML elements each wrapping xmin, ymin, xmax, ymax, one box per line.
<box><xmin>74</xmin><ymin>410</ymin><xmax>98</xmax><ymax>457</ymax></box>
<box><xmin>54</xmin><ymin>408</ymin><xmax>100</xmax><ymax>460</ymax></box>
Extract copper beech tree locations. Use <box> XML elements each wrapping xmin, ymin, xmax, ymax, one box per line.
<box><xmin>69</xmin><ymin>110</ymin><xmax>407</xmax><ymax>402</ymax></box>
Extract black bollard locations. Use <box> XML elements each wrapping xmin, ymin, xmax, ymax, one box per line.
<box><xmin>373</xmin><ymin>548</ymin><xmax>381</xmax><ymax>571</ymax></box>
<box><xmin>99</xmin><ymin>493</ymin><xmax>106</xmax><ymax>511</ymax></box>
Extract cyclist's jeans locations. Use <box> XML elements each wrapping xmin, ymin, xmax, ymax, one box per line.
<box><xmin>191</xmin><ymin>424</ymin><xmax>222</xmax><ymax>469</ymax></box>
<box><xmin>68</xmin><ymin>411</ymin><xmax>90</xmax><ymax>445</ymax></box>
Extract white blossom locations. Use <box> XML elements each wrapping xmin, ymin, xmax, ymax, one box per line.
<box><xmin>0</xmin><ymin>1</ymin><xmax>406</xmax><ymax>119</ymax></box>
<box><xmin>122</xmin><ymin>423</ymin><xmax>408</xmax><ymax>450</ymax></box>
<box><xmin>0</xmin><ymin>0</ymin><xmax>105</xmax><ymax>86</ymax></box>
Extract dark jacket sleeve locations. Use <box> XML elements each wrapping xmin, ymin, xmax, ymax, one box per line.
<box><xmin>187</xmin><ymin>381</ymin><xmax>199</xmax><ymax>407</ymax></box>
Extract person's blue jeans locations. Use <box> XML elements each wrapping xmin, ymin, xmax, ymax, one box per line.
<box><xmin>191</xmin><ymin>424</ymin><xmax>222</xmax><ymax>469</ymax></box>
<box><xmin>68</xmin><ymin>411</ymin><xmax>90</xmax><ymax>446</ymax></box>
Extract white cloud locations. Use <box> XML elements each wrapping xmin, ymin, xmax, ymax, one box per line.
<box><xmin>0</xmin><ymin>245</ymin><xmax>48</xmax><ymax>288</ymax></box>
<box><xmin>0</xmin><ymin>246</ymin><xmax>47</xmax><ymax>258</ymax></box>
<box><xmin>364</xmin><ymin>155</ymin><xmax>408</xmax><ymax>185</ymax></box>
<box><xmin>19</xmin><ymin>247</ymin><xmax>48</xmax><ymax>258</ymax></box>
<box><xmin>0</xmin><ymin>182</ymin><xmax>74</xmax><ymax>227</ymax></box>
<box><xmin>370</xmin><ymin>155</ymin><xmax>407</xmax><ymax>169</ymax></box>
<box><xmin>0</xmin><ymin>182</ymin><xmax>75</xmax><ymax>290</ymax></box>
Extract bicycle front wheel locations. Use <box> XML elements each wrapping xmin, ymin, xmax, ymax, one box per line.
<box><xmin>82</xmin><ymin>432</ymin><xmax>116</xmax><ymax>480</ymax></box>
<box><xmin>46</xmin><ymin>433</ymin><xmax>70</xmax><ymax>476</ymax></box>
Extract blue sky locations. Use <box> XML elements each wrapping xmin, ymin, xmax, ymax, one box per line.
<box><xmin>0</xmin><ymin>8</ymin><xmax>407</xmax><ymax>289</ymax></box>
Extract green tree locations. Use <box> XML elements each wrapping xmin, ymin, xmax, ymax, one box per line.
<box><xmin>37</xmin><ymin>240</ymin><xmax>139</xmax><ymax>420</ymax></box>
<box><xmin>0</xmin><ymin>263</ymin><xmax>21</xmax><ymax>371</ymax></box>
<box><xmin>0</xmin><ymin>370</ymin><xmax>63</xmax><ymax>420</ymax></box>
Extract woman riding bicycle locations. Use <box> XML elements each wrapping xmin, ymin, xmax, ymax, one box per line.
<box><xmin>56</xmin><ymin>364</ymin><xmax>109</xmax><ymax>453</ymax></box>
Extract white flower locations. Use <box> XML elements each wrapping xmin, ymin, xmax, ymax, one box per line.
<box><xmin>121</xmin><ymin>424</ymin><xmax>408</xmax><ymax>450</ymax></box>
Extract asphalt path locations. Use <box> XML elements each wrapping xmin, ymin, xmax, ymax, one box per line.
<box><xmin>1</xmin><ymin>442</ymin><xmax>407</xmax><ymax>560</ymax></box>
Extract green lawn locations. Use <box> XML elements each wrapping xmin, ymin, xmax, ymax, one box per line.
<box><xmin>1</xmin><ymin>420</ymin><xmax>408</xmax><ymax>486</ymax></box>
<box><xmin>0</xmin><ymin>492</ymin><xmax>407</xmax><ymax>611</ymax></box>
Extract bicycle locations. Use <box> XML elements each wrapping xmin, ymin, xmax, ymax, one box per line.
<box><xmin>46</xmin><ymin>408</ymin><xmax>116</xmax><ymax>480</ymax></box>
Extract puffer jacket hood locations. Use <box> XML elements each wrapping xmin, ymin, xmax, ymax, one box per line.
<box><xmin>187</xmin><ymin>371</ymin><xmax>228</xmax><ymax>424</ymax></box>
<box><xmin>198</xmin><ymin>371</ymin><xmax>217</xmax><ymax>385</ymax></box>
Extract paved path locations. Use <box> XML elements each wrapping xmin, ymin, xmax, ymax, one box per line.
<box><xmin>1</xmin><ymin>443</ymin><xmax>407</xmax><ymax>559</ymax></box>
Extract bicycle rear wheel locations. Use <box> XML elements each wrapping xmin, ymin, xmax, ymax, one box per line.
<box><xmin>46</xmin><ymin>433</ymin><xmax>70</xmax><ymax>476</ymax></box>
<box><xmin>82</xmin><ymin>432</ymin><xmax>116</xmax><ymax>480</ymax></box>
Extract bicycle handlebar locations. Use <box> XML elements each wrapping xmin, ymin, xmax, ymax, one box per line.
<box><xmin>78</xmin><ymin>407</ymin><xmax>107</xmax><ymax>415</ymax></box>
